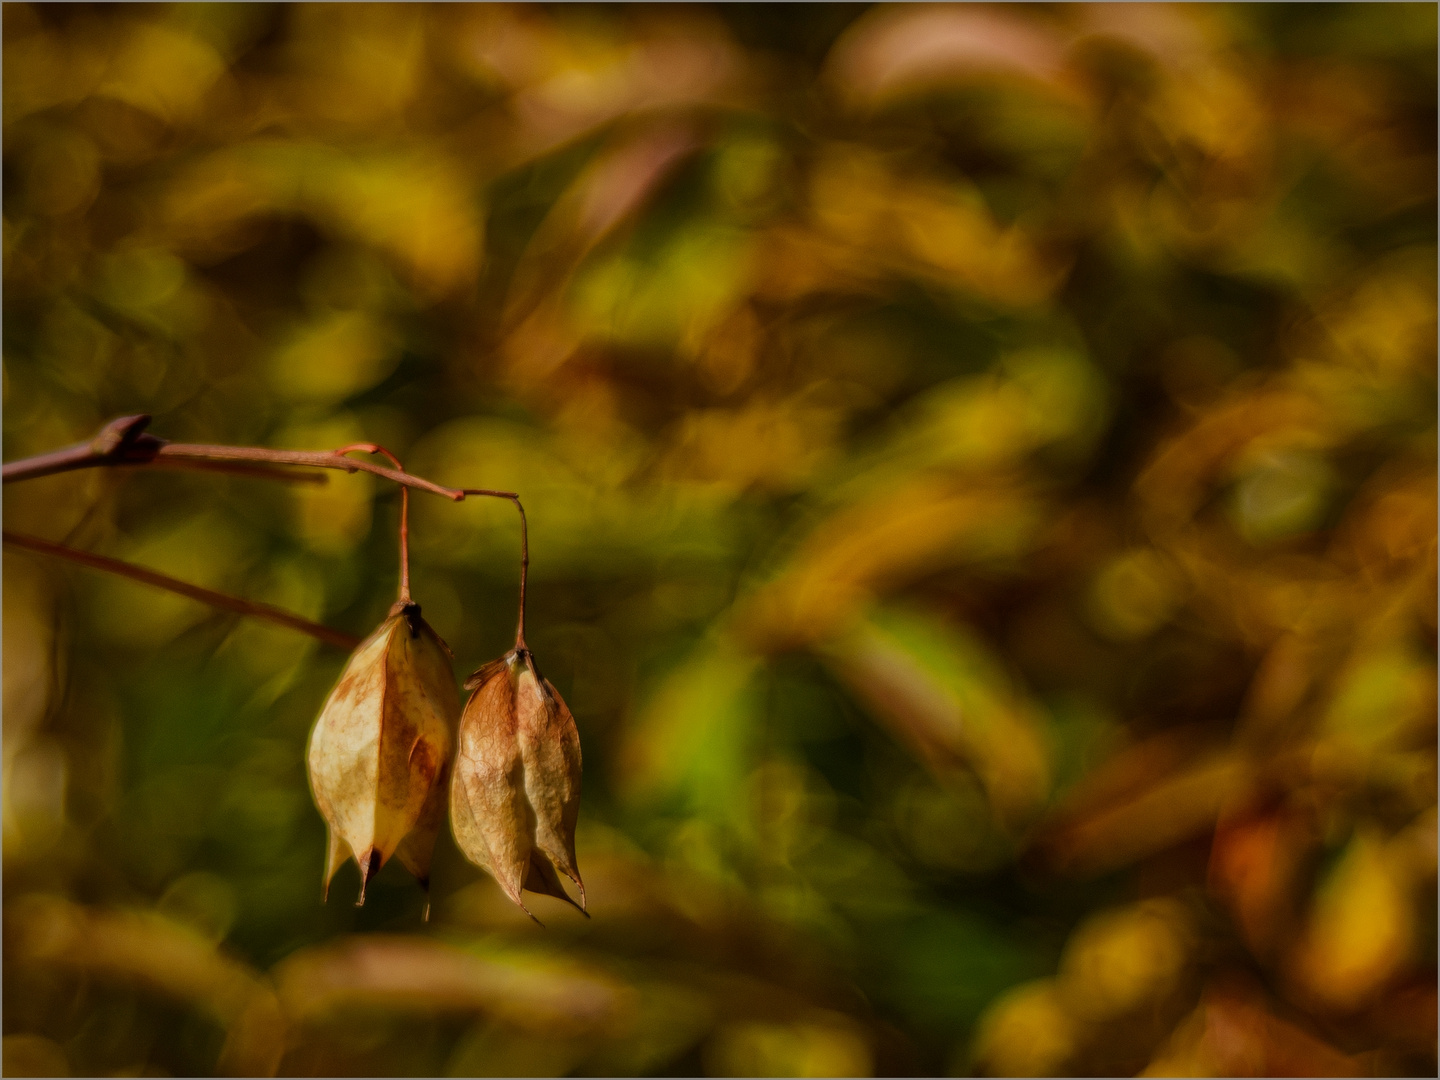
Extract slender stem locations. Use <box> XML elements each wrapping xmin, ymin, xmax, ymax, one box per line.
<box><xmin>335</xmin><ymin>444</ymin><xmax>410</xmax><ymax>605</ymax></box>
<box><xmin>512</xmin><ymin>496</ymin><xmax>528</xmax><ymax>649</ymax></box>
<box><xmin>0</xmin><ymin>414</ymin><xmax>162</xmax><ymax>482</ymax></box>
<box><xmin>144</xmin><ymin>458</ymin><xmax>328</xmax><ymax>485</ymax></box>
<box><xmin>3</xmin><ymin>530</ymin><xmax>362</xmax><ymax>651</ymax></box>
<box><xmin>1</xmin><ymin>416</ymin><xmax>466</xmax><ymax>501</ymax></box>
<box><xmin>400</xmin><ymin>486</ymin><xmax>410</xmax><ymax>603</ymax></box>
<box><xmin>161</xmin><ymin>444</ymin><xmax>464</xmax><ymax>501</ymax></box>
<box><xmin>2</xmin><ymin>418</ymin><xmax>510</xmax><ymax>507</ymax></box>
<box><xmin>463</xmin><ymin>490</ymin><xmax>528</xmax><ymax>650</ymax></box>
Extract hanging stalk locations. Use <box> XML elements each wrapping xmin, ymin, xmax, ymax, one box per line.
<box><xmin>335</xmin><ymin>443</ymin><xmax>412</xmax><ymax>606</ymax></box>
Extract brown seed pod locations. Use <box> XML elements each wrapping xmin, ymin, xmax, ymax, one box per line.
<box><xmin>307</xmin><ymin>601</ymin><xmax>459</xmax><ymax>910</ymax></box>
<box><xmin>451</xmin><ymin>649</ymin><xmax>585</xmax><ymax>921</ymax></box>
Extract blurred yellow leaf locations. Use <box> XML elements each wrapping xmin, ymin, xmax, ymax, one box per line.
<box><xmin>283</xmin><ymin>4</ymin><xmax>427</xmax><ymax>126</ymax></box>
<box><xmin>1086</xmin><ymin>548</ymin><xmax>1186</xmax><ymax>641</ymax></box>
<box><xmin>704</xmin><ymin>1013</ymin><xmax>872</xmax><ymax>1079</ymax></box>
<box><xmin>659</xmin><ymin>395</ymin><xmax>842</xmax><ymax>495</ymax></box>
<box><xmin>881</xmin><ymin>348</ymin><xmax>1108</xmax><ymax>475</ymax></box>
<box><xmin>1321</xmin><ymin>643</ymin><xmax>1436</xmax><ymax>752</ymax></box>
<box><xmin>807</xmin><ymin>147</ymin><xmax>1068</xmax><ymax>305</ymax></box>
<box><xmin>970</xmin><ymin>979</ymin><xmax>1079</xmax><ymax>1078</ymax></box>
<box><xmin>1056</xmin><ymin>899</ymin><xmax>1195</xmax><ymax>1022</ymax></box>
<box><xmin>87</xmin><ymin>512</ymin><xmax>257</xmax><ymax>645</ymax></box>
<box><xmin>505</xmin><ymin>122</ymin><xmax>701</xmax><ymax>326</ymax></box>
<box><xmin>163</xmin><ymin>143</ymin><xmax>481</xmax><ymax>292</ymax></box>
<box><xmin>1136</xmin><ymin>385</ymin><xmax>1328</xmax><ymax>536</ymax></box>
<box><xmin>570</xmin><ymin>223</ymin><xmax>753</xmax><ymax>348</ymax></box>
<box><xmin>96</xmin><ymin>21</ymin><xmax>226</xmax><ymax>126</ymax></box>
<box><xmin>1321</xmin><ymin>251</ymin><xmax>1437</xmax><ymax>378</ymax></box>
<box><xmin>740</xmin><ymin>480</ymin><xmax>1042</xmax><ymax>651</ymax></box>
<box><xmin>3</xmin><ymin>16</ymin><xmax>106</xmax><ymax>125</ymax></box>
<box><xmin>820</xmin><ymin>606</ymin><xmax>1052</xmax><ymax>827</ymax></box>
<box><xmin>268</xmin><ymin>311</ymin><xmax>400</xmax><ymax>405</ymax></box>
<box><xmin>1288</xmin><ymin>827</ymin><xmax>1418</xmax><ymax>1011</ymax></box>
<box><xmin>617</xmin><ymin>636</ymin><xmax>760</xmax><ymax>810</ymax></box>
<box><xmin>276</xmin><ymin>416</ymin><xmax>375</xmax><ymax>554</ymax></box>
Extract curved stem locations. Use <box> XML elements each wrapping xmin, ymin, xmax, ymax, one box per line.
<box><xmin>2</xmin><ymin>418</ymin><xmax>509</xmax><ymax>507</ymax></box>
<box><xmin>463</xmin><ymin>490</ymin><xmax>528</xmax><ymax>650</ymax></box>
<box><xmin>164</xmin><ymin>443</ymin><xmax>462</xmax><ymax>502</ymax></box>
<box><xmin>3</xmin><ymin>530</ymin><xmax>361</xmax><ymax>651</ymax></box>
<box><xmin>334</xmin><ymin>444</ymin><xmax>410</xmax><ymax>605</ymax></box>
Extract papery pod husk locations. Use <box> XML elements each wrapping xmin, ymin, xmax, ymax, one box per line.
<box><xmin>307</xmin><ymin>602</ymin><xmax>459</xmax><ymax>907</ymax></box>
<box><xmin>451</xmin><ymin>650</ymin><xmax>585</xmax><ymax>921</ymax></box>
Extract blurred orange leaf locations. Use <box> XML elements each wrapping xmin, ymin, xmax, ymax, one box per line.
<box><xmin>1036</xmin><ymin>738</ymin><xmax>1251</xmax><ymax>877</ymax></box>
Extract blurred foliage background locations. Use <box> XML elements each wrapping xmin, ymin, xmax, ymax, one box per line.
<box><xmin>3</xmin><ymin>3</ymin><xmax>1436</xmax><ymax>1077</ymax></box>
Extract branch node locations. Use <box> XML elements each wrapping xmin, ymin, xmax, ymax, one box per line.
<box><xmin>92</xmin><ymin>414</ymin><xmax>166</xmax><ymax>463</ymax></box>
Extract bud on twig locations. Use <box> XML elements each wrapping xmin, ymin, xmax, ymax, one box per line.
<box><xmin>451</xmin><ymin>649</ymin><xmax>585</xmax><ymax>921</ymax></box>
<box><xmin>307</xmin><ymin>602</ymin><xmax>459</xmax><ymax>911</ymax></box>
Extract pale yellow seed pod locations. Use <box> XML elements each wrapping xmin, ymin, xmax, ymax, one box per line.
<box><xmin>307</xmin><ymin>602</ymin><xmax>459</xmax><ymax>908</ymax></box>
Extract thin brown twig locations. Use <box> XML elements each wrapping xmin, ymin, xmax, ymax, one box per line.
<box><xmin>512</xmin><ymin>496</ymin><xmax>528</xmax><ymax>649</ymax></box>
<box><xmin>0</xmin><ymin>415</ymin><xmax>162</xmax><ymax>482</ymax></box>
<box><xmin>143</xmin><ymin>458</ymin><xmax>329</xmax><ymax>485</ymax></box>
<box><xmin>3</xmin><ymin>530</ymin><xmax>362</xmax><ymax>651</ymax></box>
<box><xmin>336</xmin><ymin>443</ymin><xmax>411</xmax><ymax>605</ymax></box>
<box><xmin>160</xmin><ymin>444</ymin><xmax>465</xmax><ymax>501</ymax></box>
<box><xmin>463</xmin><ymin>490</ymin><xmax>529</xmax><ymax>649</ymax></box>
<box><xmin>1</xmin><ymin>416</ymin><xmax>467</xmax><ymax>501</ymax></box>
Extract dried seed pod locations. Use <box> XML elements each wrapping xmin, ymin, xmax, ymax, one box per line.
<box><xmin>307</xmin><ymin>601</ymin><xmax>459</xmax><ymax>908</ymax></box>
<box><xmin>451</xmin><ymin>649</ymin><xmax>585</xmax><ymax>920</ymax></box>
